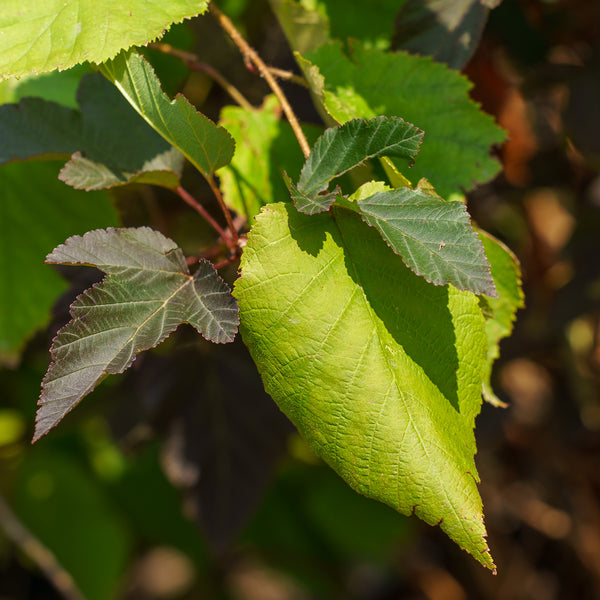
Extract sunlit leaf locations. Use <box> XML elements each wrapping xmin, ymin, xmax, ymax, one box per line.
<box><xmin>100</xmin><ymin>51</ymin><xmax>235</xmax><ymax>180</ymax></box>
<box><xmin>234</xmin><ymin>202</ymin><xmax>495</xmax><ymax>571</ymax></box>
<box><xmin>35</xmin><ymin>227</ymin><xmax>239</xmax><ymax>441</ymax></box>
<box><xmin>301</xmin><ymin>41</ymin><xmax>506</xmax><ymax>197</ymax></box>
<box><xmin>219</xmin><ymin>95</ymin><xmax>323</xmax><ymax>220</ymax></box>
<box><xmin>0</xmin><ymin>0</ymin><xmax>209</xmax><ymax>80</ymax></box>
<box><xmin>479</xmin><ymin>230</ymin><xmax>524</xmax><ymax>405</ymax></box>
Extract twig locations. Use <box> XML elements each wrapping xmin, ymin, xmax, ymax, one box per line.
<box><xmin>149</xmin><ymin>42</ymin><xmax>253</xmax><ymax>110</ymax></box>
<box><xmin>265</xmin><ymin>66</ymin><xmax>309</xmax><ymax>88</ymax></box>
<box><xmin>176</xmin><ymin>186</ymin><xmax>236</xmax><ymax>252</ymax></box>
<box><xmin>209</xmin><ymin>2</ymin><xmax>311</xmax><ymax>159</ymax></box>
<box><xmin>206</xmin><ymin>176</ymin><xmax>240</xmax><ymax>247</ymax></box>
<box><xmin>0</xmin><ymin>492</ymin><xmax>86</xmax><ymax>600</ymax></box>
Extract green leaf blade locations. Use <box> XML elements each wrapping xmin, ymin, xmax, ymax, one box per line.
<box><xmin>100</xmin><ymin>51</ymin><xmax>235</xmax><ymax>180</ymax></box>
<box><xmin>35</xmin><ymin>227</ymin><xmax>239</xmax><ymax>442</ymax></box>
<box><xmin>479</xmin><ymin>230</ymin><xmax>524</xmax><ymax>405</ymax></box>
<box><xmin>301</xmin><ymin>42</ymin><xmax>506</xmax><ymax>198</ymax></box>
<box><xmin>0</xmin><ymin>0</ymin><xmax>209</xmax><ymax>80</ymax></box>
<box><xmin>291</xmin><ymin>116</ymin><xmax>423</xmax><ymax>214</ymax></box>
<box><xmin>357</xmin><ymin>187</ymin><xmax>497</xmax><ymax>296</ymax></box>
<box><xmin>234</xmin><ymin>202</ymin><xmax>495</xmax><ymax>570</ymax></box>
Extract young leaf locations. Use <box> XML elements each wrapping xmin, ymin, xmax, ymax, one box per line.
<box><xmin>300</xmin><ymin>42</ymin><xmax>506</xmax><ymax>198</ymax></box>
<box><xmin>100</xmin><ymin>51</ymin><xmax>235</xmax><ymax>181</ymax></box>
<box><xmin>0</xmin><ymin>1</ymin><xmax>208</xmax><ymax>80</ymax></box>
<box><xmin>0</xmin><ymin>162</ymin><xmax>118</xmax><ymax>366</ymax></box>
<box><xmin>35</xmin><ymin>227</ymin><xmax>239</xmax><ymax>442</ymax></box>
<box><xmin>287</xmin><ymin>116</ymin><xmax>423</xmax><ymax>214</ymax></box>
<box><xmin>234</xmin><ymin>202</ymin><xmax>495</xmax><ymax>571</ymax></box>
<box><xmin>0</xmin><ymin>74</ymin><xmax>184</xmax><ymax>190</ymax></box>
<box><xmin>357</xmin><ymin>186</ymin><xmax>497</xmax><ymax>296</ymax></box>
<box><xmin>479</xmin><ymin>230</ymin><xmax>524</xmax><ymax>405</ymax></box>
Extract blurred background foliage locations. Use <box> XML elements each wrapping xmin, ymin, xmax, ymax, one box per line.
<box><xmin>1</xmin><ymin>0</ymin><xmax>600</xmax><ymax>598</ymax></box>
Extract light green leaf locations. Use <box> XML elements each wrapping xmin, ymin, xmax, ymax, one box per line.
<box><xmin>0</xmin><ymin>73</ymin><xmax>184</xmax><ymax>190</ymax></box>
<box><xmin>35</xmin><ymin>227</ymin><xmax>239</xmax><ymax>441</ymax></box>
<box><xmin>0</xmin><ymin>0</ymin><xmax>208</xmax><ymax>80</ymax></box>
<box><xmin>219</xmin><ymin>95</ymin><xmax>322</xmax><ymax>220</ymax></box>
<box><xmin>479</xmin><ymin>230</ymin><xmax>524</xmax><ymax>406</ymax></box>
<box><xmin>301</xmin><ymin>41</ymin><xmax>506</xmax><ymax>198</ymax></box>
<box><xmin>357</xmin><ymin>186</ymin><xmax>496</xmax><ymax>295</ymax></box>
<box><xmin>100</xmin><ymin>51</ymin><xmax>235</xmax><ymax>180</ymax></box>
<box><xmin>234</xmin><ymin>201</ymin><xmax>495</xmax><ymax>570</ymax></box>
<box><xmin>0</xmin><ymin>162</ymin><xmax>118</xmax><ymax>366</ymax></box>
<box><xmin>287</xmin><ymin>116</ymin><xmax>423</xmax><ymax>214</ymax></box>
<box><xmin>270</xmin><ymin>0</ymin><xmax>403</xmax><ymax>54</ymax></box>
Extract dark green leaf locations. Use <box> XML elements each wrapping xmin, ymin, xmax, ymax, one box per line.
<box><xmin>35</xmin><ymin>227</ymin><xmax>239</xmax><ymax>442</ymax></box>
<box><xmin>357</xmin><ymin>186</ymin><xmax>496</xmax><ymax>295</ymax></box>
<box><xmin>100</xmin><ymin>51</ymin><xmax>235</xmax><ymax>181</ymax></box>
<box><xmin>0</xmin><ymin>162</ymin><xmax>118</xmax><ymax>366</ymax></box>
<box><xmin>0</xmin><ymin>73</ymin><xmax>184</xmax><ymax>190</ymax></box>
<box><xmin>392</xmin><ymin>0</ymin><xmax>492</xmax><ymax>70</ymax></box>
<box><xmin>288</xmin><ymin>116</ymin><xmax>423</xmax><ymax>214</ymax></box>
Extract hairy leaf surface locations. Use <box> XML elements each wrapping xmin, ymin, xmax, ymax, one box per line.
<box><xmin>235</xmin><ymin>202</ymin><xmax>495</xmax><ymax>570</ymax></box>
<box><xmin>35</xmin><ymin>227</ymin><xmax>239</xmax><ymax>441</ymax></box>
<box><xmin>479</xmin><ymin>231</ymin><xmax>524</xmax><ymax>405</ymax></box>
<box><xmin>0</xmin><ymin>162</ymin><xmax>117</xmax><ymax>366</ymax></box>
<box><xmin>0</xmin><ymin>1</ymin><xmax>208</xmax><ymax>80</ymax></box>
<box><xmin>301</xmin><ymin>42</ymin><xmax>506</xmax><ymax>198</ymax></box>
<box><xmin>288</xmin><ymin>116</ymin><xmax>423</xmax><ymax>214</ymax></box>
<box><xmin>357</xmin><ymin>186</ymin><xmax>496</xmax><ymax>295</ymax></box>
<box><xmin>100</xmin><ymin>51</ymin><xmax>235</xmax><ymax>180</ymax></box>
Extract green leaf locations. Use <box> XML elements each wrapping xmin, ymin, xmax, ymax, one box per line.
<box><xmin>0</xmin><ymin>162</ymin><xmax>118</xmax><ymax>366</ymax></box>
<box><xmin>479</xmin><ymin>230</ymin><xmax>524</xmax><ymax>406</ymax></box>
<box><xmin>271</xmin><ymin>0</ymin><xmax>403</xmax><ymax>54</ymax></box>
<box><xmin>0</xmin><ymin>0</ymin><xmax>208</xmax><ymax>80</ymax></box>
<box><xmin>219</xmin><ymin>95</ymin><xmax>323</xmax><ymax>220</ymax></box>
<box><xmin>0</xmin><ymin>73</ymin><xmax>184</xmax><ymax>190</ymax></box>
<box><xmin>392</xmin><ymin>0</ymin><xmax>493</xmax><ymax>70</ymax></box>
<box><xmin>100</xmin><ymin>51</ymin><xmax>235</xmax><ymax>180</ymax></box>
<box><xmin>357</xmin><ymin>186</ymin><xmax>496</xmax><ymax>295</ymax></box>
<box><xmin>301</xmin><ymin>41</ymin><xmax>506</xmax><ymax>198</ymax></box>
<box><xmin>234</xmin><ymin>202</ymin><xmax>495</xmax><ymax>570</ymax></box>
<box><xmin>287</xmin><ymin>116</ymin><xmax>423</xmax><ymax>215</ymax></box>
<box><xmin>35</xmin><ymin>227</ymin><xmax>239</xmax><ymax>441</ymax></box>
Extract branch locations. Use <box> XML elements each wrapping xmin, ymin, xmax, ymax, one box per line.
<box><xmin>0</xmin><ymin>493</ymin><xmax>86</xmax><ymax>600</ymax></box>
<box><xmin>176</xmin><ymin>186</ymin><xmax>237</xmax><ymax>253</ymax></box>
<box><xmin>209</xmin><ymin>2</ymin><xmax>311</xmax><ymax>159</ymax></box>
<box><xmin>149</xmin><ymin>42</ymin><xmax>253</xmax><ymax>110</ymax></box>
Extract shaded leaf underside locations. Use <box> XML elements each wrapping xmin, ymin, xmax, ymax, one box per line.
<box><xmin>234</xmin><ymin>202</ymin><xmax>495</xmax><ymax>570</ymax></box>
<box><xmin>36</xmin><ymin>227</ymin><xmax>238</xmax><ymax>441</ymax></box>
